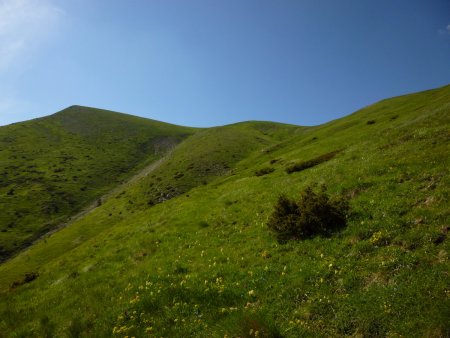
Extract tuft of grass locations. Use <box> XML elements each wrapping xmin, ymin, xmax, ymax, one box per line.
<box><xmin>198</xmin><ymin>221</ymin><xmax>210</xmax><ymax>228</ymax></box>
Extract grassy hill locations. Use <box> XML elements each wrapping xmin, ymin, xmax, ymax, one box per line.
<box><xmin>0</xmin><ymin>86</ymin><xmax>449</xmax><ymax>337</ymax></box>
<box><xmin>0</xmin><ymin>106</ymin><xmax>195</xmax><ymax>261</ymax></box>
<box><xmin>123</xmin><ymin>121</ymin><xmax>302</xmax><ymax>209</ymax></box>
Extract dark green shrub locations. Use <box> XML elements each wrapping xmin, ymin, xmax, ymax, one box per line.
<box><xmin>255</xmin><ymin>167</ymin><xmax>275</xmax><ymax>176</ymax></box>
<box><xmin>10</xmin><ymin>271</ymin><xmax>39</xmax><ymax>289</ymax></box>
<box><xmin>285</xmin><ymin>150</ymin><xmax>340</xmax><ymax>174</ymax></box>
<box><xmin>24</xmin><ymin>272</ymin><xmax>39</xmax><ymax>283</ymax></box>
<box><xmin>267</xmin><ymin>186</ymin><xmax>349</xmax><ymax>242</ymax></box>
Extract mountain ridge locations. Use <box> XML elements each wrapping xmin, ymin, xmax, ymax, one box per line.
<box><xmin>0</xmin><ymin>106</ymin><xmax>196</xmax><ymax>261</ymax></box>
<box><xmin>0</xmin><ymin>84</ymin><xmax>448</xmax><ymax>337</ymax></box>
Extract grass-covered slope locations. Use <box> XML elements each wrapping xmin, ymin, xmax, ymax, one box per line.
<box><xmin>123</xmin><ymin>121</ymin><xmax>302</xmax><ymax>209</ymax></box>
<box><xmin>0</xmin><ymin>85</ymin><xmax>449</xmax><ymax>337</ymax></box>
<box><xmin>0</xmin><ymin>121</ymin><xmax>301</xmax><ymax>291</ymax></box>
<box><xmin>0</xmin><ymin>106</ymin><xmax>195</xmax><ymax>261</ymax></box>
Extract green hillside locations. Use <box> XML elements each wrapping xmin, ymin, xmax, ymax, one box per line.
<box><xmin>0</xmin><ymin>106</ymin><xmax>195</xmax><ymax>262</ymax></box>
<box><xmin>124</xmin><ymin>121</ymin><xmax>302</xmax><ymax>209</ymax></box>
<box><xmin>0</xmin><ymin>86</ymin><xmax>449</xmax><ymax>337</ymax></box>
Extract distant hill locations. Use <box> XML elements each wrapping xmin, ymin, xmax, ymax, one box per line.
<box><xmin>123</xmin><ymin>121</ymin><xmax>303</xmax><ymax>210</ymax></box>
<box><xmin>0</xmin><ymin>85</ymin><xmax>448</xmax><ymax>337</ymax></box>
<box><xmin>0</xmin><ymin>105</ymin><xmax>195</xmax><ymax>261</ymax></box>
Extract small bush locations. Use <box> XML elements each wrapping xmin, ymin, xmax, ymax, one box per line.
<box><xmin>10</xmin><ymin>271</ymin><xmax>39</xmax><ymax>289</ymax></box>
<box><xmin>24</xmin><ymin>272</ymin><xmax>39</xmax><ymax>283</ymax></box>
<box><xmin>255</xmin><ymin>167</ymin><xmax>275</xmax><ymax>176</ymax></box>
<box><xmin>366</xmin><ymin>120</ymin><xmax>376</xmax><ymax>125</ymax></box>
<box><xmin>285</xmin><ymin>150</ymin><xmax>340</xmax><ymax>174</ymax></box>
<box><xmin>267</xmin><ymin>186</ymin><xmax>349</xmax><ymax>242</ymax></box>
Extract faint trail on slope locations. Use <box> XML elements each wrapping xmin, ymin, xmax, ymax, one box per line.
<box><xmin>32</xmin><ymin>151</ymin><xmax>172</xmax><ymax>243</ymax></box>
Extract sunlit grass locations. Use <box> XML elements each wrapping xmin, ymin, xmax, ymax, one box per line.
<box><xmin>0</xmin><ymin>85</ymin><xmax>449</xmax><ymax>337</ymax></box>
<box><xmin>0</xmin><ymin>106</ymin><xmax>195</xmax><ymax>261</ymax></box>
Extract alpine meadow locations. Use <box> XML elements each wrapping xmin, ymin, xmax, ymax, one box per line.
<box><xmin>0</xmin><ymin>84</ymin><xmax>449</xmax><ymax>337</ymax></box>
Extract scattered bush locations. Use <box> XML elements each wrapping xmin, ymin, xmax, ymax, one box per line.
<box><xmin>366</xmin><ymin>120</ymin><xmax>376</xmax><ymax>125</ymax></box>
<box><xmin>255</xmin><ymin>167</ymin><xmax>275</xmax><ymax>176</ymax></box>
<box><xmin>10</xmin><ymin>271</ymin><xmax>39</xmax><ymax>289</ymax></box>
<box><xmin>24</xmin><ymin>272</ymin><xmax>39</xmax><ymax>283</ymax></box>
<box><xmin>285</xmin><ymin>150</ymin><xmax>340</xmax><ymax>174</ymax></box>
<box><xmin>267</xmin><ymin>185</ymin><xmax>349</xmax><ymax>242</ymax></box>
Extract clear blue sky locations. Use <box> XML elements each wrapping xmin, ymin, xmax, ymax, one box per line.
<box><xmin>1</xmin><ymin>0</ymin><xmax>449</xmax><ymax>127</ymax></box>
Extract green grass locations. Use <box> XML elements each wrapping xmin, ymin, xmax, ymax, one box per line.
<box><xmin>0</xmin><ymin>105</ymin><xmax>195</xmax><ymax>261</ymax></box>
<box><xmin>0</xmin><ymin>85</ymin><xmax>449</xmax><ymax>337</ymax></box>
<box><xmin>123</xmin><ymin>121</ymin><xmax>301</xmax><ymax>209</ymax></box>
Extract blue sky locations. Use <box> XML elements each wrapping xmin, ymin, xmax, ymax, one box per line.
<box><xmin>0</xmin><ymin>0</ymin><xmax>449</xmax><ymax>127</ymax></box>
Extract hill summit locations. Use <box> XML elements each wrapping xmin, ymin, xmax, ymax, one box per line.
<box><xmin>0</xmin><ymin>106</ymin><xmax>195</xmax><ymax>261</ymax></box>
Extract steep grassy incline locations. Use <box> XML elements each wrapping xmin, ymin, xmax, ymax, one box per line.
<box><xmin>0</xmin><ymin>85</ymin><xmax>448</xmax><ymax>337</ymax></box>
<box><xmin>0</xmin><ymin>121</ymin><xmax>301</xmax><ymax>291</ymax></box>
<box><xmin>121</xmin><ymin>121</ymin><xmax>302</xmax><ymax>209</ymax></box>
<box><xmin>0</xmin><ymin>106</ymin><xmax>195</xmax><ymax>261</ymax></box>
